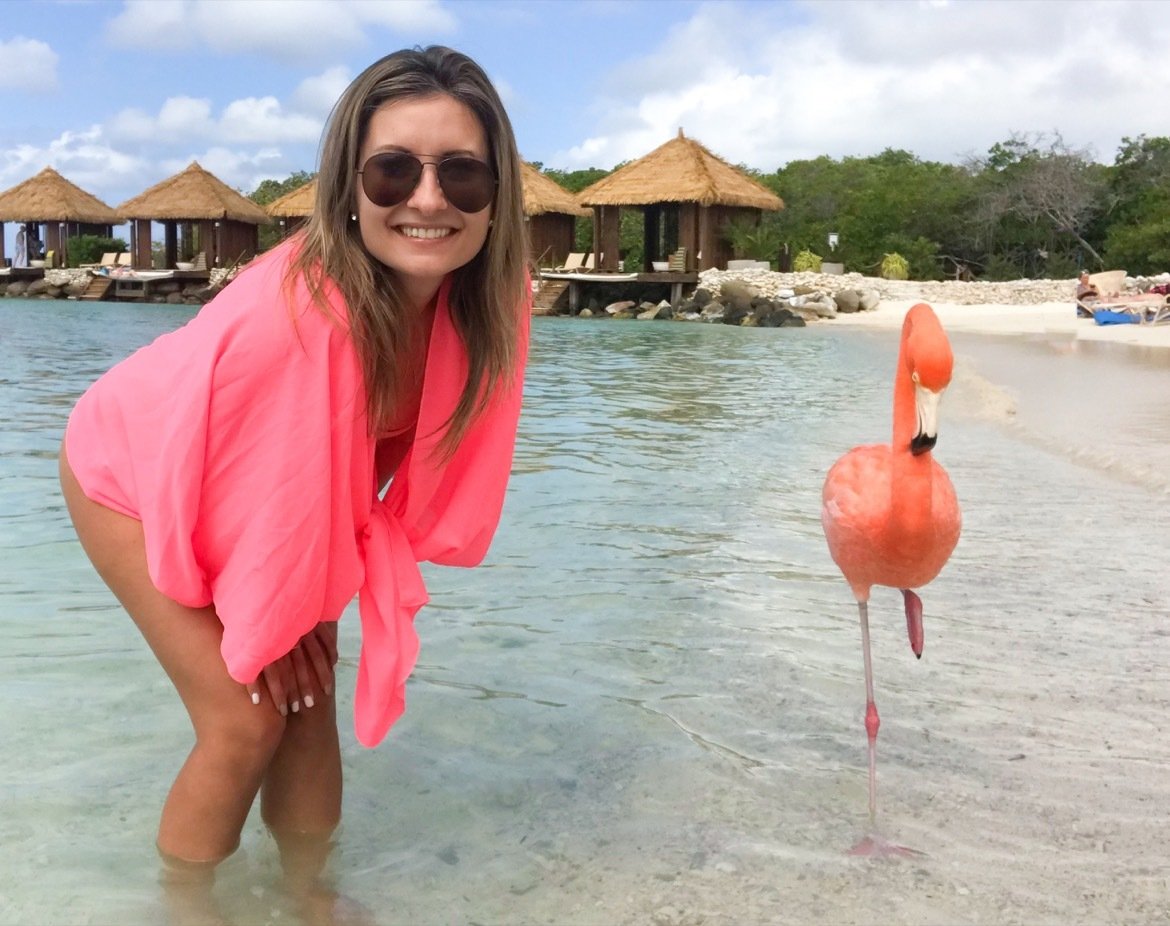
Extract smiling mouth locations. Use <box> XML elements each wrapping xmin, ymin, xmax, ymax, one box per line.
<box><xmin>397</xmin><ymin>226</ymin><xmax>454</xmax><ymax>240</ymax></box>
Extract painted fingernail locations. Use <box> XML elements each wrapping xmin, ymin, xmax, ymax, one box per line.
<box><xmin>304</xmin><ymin>695</ymin><xmax>315</xmax><ymax>709</ymax></box>
<box><xmin>279</xmin><ymin>703</ymin><xmax>288</xmax><ymax>717</ymax></box>
<box><xmin>324</xmin><ymin>684</ymin><xmax>333</xmax><ymax>696</ymax></box>
<box><xmin>251</xmin><ymin>692</ymin><xmax>260</xmax><ymax>706</ymax></box>
<box><xmin>291</xmin><ymin>700</ymin><xmax>300</xmax><ymax>713</ymax></box>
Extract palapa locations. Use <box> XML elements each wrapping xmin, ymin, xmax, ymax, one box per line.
<box><xmin>578</xmin><ymin>129</ymin><xmax>783</xmax><ymax>211</ymax></box>
<box><xmin>118</xmin><ymin>161</ymin><xmax>270</xmax><ymax>224</ymax></box>
<box><xmin>265</xmin><ymin>178</ymin><xmax>317</xmax><ymax>219</ymax></box>
<box><xmin>520</xmin><ymin>162</ymin><xmax>588</xmax><ymax>217</ymax></box>
<box><xmin>0</xmin><ymin>166</ymin><xmax>121</xmax><ymax>224</ymax></box>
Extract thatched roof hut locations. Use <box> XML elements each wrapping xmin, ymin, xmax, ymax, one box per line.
<box><xmin>266</xmin><ymin>178</ymin><xmax>316</xmax><ymax>219</ymax></box>
<box><xmin>117</xmin><ymin>161</ymin><xmax>269</xmax><ymax>269</ymax></box>
<box><xmin>0</xmin><ymin>166</ymin><xmax>121</xmax><ymax>267</ymax></box>
<box><xmin>520</xmin><ymin>162</ymin><xmax>587</xmax><ymax>268</ymax></box>
<box><xmin>577</xmin><ymin>129</ymin><xmax>784</xmax><ymax>272</ymax></box>
<box><xmin>265</xmin><ymin>178</ymin><xmax>317</xmax><ymax>239</ymax></box>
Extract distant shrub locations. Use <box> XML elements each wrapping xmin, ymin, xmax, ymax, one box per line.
<box><xmin>65</xmin><ymin>234</ymin><xmax>127</xmax><ymax>268</ymax></box>
<box><xmin>723</xmin><ymin>217</ymin><xmax>785</xmax><ymax>262</ymax></box>
<box><xmin>982</xmin><ymin>255</ymin><xmax>1024</xmax><ymax>282</ymax></box>
<box><xmin>880</xmin><ymin>252</ymin><xmax>910</xmax><ymax>280</ymax></box>
<box><xmin>793</xmin><ymin>249</ymin><xmax>823</xmax><ymax>272</ymax></box>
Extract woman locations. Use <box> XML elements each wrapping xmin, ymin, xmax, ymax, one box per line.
<box><xmin>59</xmin><ymin>45</ymin><xmax>529</xmax><ymax>913</ymax></box>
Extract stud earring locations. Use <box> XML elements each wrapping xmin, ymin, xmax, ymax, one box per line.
<box><xmin>350</xmin><ymin>213</ymin><xmax>357</xmax><ymax>222</ymax></box>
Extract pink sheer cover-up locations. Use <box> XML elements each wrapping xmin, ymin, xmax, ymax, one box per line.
<box><xmin>64</xmin><ymin>240</ymin><xmax>530</xmax><ymax>747</ymax></box>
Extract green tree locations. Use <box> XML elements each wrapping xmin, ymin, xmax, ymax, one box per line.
<box><xmin>761</xmin><ymin>150</ymin><xmax>971</xmax><ymax>279</ymax></box>
<box><xmin>251</xmin><ymin>171</ymin><xmax>315</xmax><ymax>205</ymax></box>
<box><xmin>967</xmin><ymin>132</ymin><xmax>1107</xmax><ymax>276</ymax></box>
<box><xmin>1102</xmin><ymin>135</ymin><xmax>1170</xmax><ymax>273</ymax></box>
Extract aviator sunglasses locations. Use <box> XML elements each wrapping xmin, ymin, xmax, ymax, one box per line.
<box><xmin>357</xmin><ymin>152</ymin><xmax>496</xmax><ymax>213</ymax></box>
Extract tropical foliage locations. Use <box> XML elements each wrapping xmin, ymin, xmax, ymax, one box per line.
<box><xmin>248</xmin><ymin>135</ymin><xmax>1170</xmax><ymax>281</ymax></box>
<box><xmin>792</xmin><ymin>249</ymin><xmax>822</xmax><ymax>272</ymax></box>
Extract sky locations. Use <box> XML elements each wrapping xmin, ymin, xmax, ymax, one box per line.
<box><xmin>2</xmin><ymin>0</ymin><xmax>1168</xmax><ymax>232</ymax></box>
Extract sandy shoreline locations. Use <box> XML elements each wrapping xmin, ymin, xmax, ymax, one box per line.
<box><xmin>828</xmin><ymin>296</ymin><xmax>1170</xmax><ymax>350</ymax></box>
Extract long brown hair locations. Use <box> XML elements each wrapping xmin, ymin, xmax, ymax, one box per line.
<box><xmin>289</xmin><ymin>46</ymin><xmax>528</xmax><ymax>455</ymax></box>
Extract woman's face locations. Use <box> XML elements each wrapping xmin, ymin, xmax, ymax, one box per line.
<box><xmin>355</xmin><ymin>93</ymin><xmax>493</xmax><ymax>309</ymax></box>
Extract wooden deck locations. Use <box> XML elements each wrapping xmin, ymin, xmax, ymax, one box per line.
<box><xmin>538</xmin><ymin>270</ymin><xmax>699</xmax><ymax>313</ymax></box>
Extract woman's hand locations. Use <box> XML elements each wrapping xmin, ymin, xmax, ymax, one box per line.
<box><xmin>246</xmin><ymin>621</ymin><xmax>339</xmax><ymax>715</ymax></box>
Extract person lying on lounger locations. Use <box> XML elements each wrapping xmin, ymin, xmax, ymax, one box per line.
<box><xmin>1075</xmin><ymin>270</ymin><xmax>1099</xmax><ymax>317</ymax></box>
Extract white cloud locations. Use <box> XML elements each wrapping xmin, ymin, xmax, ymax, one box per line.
<box><xmin>0</xmin><ymin>37</ymin><xmax>60</xmax><ymax>93</ymax></box>
<box><xmin>552</xmin><ymin>0</ymin><xmax>1170</xmax><ymax>171</ymax></box>
<box><xmin>219</xmin><ymin>98</ymin><xmax>322</xmax><ymax>144</ymax></box>
<box><xmin>104</xmin><ymin>0</ymin><xmax>189</xmax><ymax>51</ymax></box>
<box><xmin>156</xmin><ymin>97</ymin><xmax>215</xmax><ymax>136</ymax></box>
<box><xmin>106</xmin><ymin>95</ymin><xmax>320</xmax><ymax>146</ymax></box>
<box><xmin>106</xmin><ymin>0</ymin><xmax>456</xmax><ymax>62</ymax></box>
<box><xmin>162</xmin><ymin>146</ymin><xmax>292</xmax><ymax>196</ymax></box>
<box><xmin>0</xmin><ymin>127</ymin><xmax>149</xmax><ymax>207</ymax></box>
<box><xmin>292</xmin><ymin>67</ymin><xmax>354</xmax><ymax>119</ymax></box>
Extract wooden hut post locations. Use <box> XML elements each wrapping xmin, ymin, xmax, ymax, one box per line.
<box><xmin>0</xmin><ymin>222</ymin><xmax>6</xmax><ymax>265</ymax></box>
<box><xmin>132</xmin><ymin>219</ymin><xmax>152</xmax><ymax>268</ymax></box>
<box><xmin>643</xmin><ymin>205</ymin><xmax>661</xmax><ymax>269</ymax></box>
<box><xmin>44</xmin><ymin>222</ymin><xmax>62</xmax><ymax>265</ymax></box>
<box><xmin>598</xmin><ymin>206</ymin><xmax>620</xmax><ymax>271</ymax></box>
<box><xmin>698</xmin><ymin>206</ymin><xmax>721</xmax><ymax>272</ymax></box>
<box><xmin>678</xmin><ymin>205</ymin><xmax>698</xmax><ymax>270</ymax></box>
<box><xmin>164</xmin><ymin>221</ymin><xmax>178</xmax><ymax>269</ymax></box>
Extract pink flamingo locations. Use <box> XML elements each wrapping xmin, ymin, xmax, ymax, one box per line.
<box><xmin>821</xmin><ymin>302</ymin><xmax>961</xmax><ymax>857</ymax></box>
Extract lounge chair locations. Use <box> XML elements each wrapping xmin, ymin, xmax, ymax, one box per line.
<box><xmin>1146</xmin><ymin>296</ymin><xmax>1170</xmax><ymax>325</ymax></box>
<box><xmin>79</xmin><ymin>252</ymin><xmax>119</xmax><ymax>271</ymax></box>
<box><xmin>116</xmin><ymin>252</ymin><xmax>133</xmax><ymax>268</ymax></box>
<box><xmin>1088</xmin><ymin>269</ymin><xmax>1126</xmax><ymax>299</ymax></box>
<box><xmin>555</xmin><ymin>252</ymin><xmax>586</xmax><ymax>272</ymax></box>
<box><xmin>583</xmin><ymin>252</ymin><xmax>596</xmax><ymax>271</ymax></box>
<box><xmin>667</xmin><ymin>247</ymin><xmax>687</xmax><ymax>272</ymax></box>
<box><xmin>192</xmin><ymin>252</ymin><xmax>208</xmax><ymax>271</ymax></box>
<box><xmin>1090</xmin><ymin>294</ymin><xmax>1169</xmax><ymax>326</ymax></box>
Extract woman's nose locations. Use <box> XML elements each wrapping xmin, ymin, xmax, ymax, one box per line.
<box><xmin>406</xmin><ymin>162</ymin><xmax>447</xmax><ymax>212</ymax></box>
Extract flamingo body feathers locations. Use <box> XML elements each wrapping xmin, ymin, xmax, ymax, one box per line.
<box><xmin>822</xmin><ymin>442</ymin><xmax>960</xmax><ymax>602</ymax></box>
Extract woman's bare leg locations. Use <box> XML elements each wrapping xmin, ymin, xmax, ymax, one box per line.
<box><xmin>261</xmin><ymin>690</ymin><xmax>343</xmax><ymax>835</ymax></box>
<box><xmin>60</xmin><ymin>447</ymin><xmax>287</xmax><ymax>862</ymax></box>
<box><xmin>261</xmin><ymin>690</ymin><xmax>345</xmax><ymax>918</ymax></box>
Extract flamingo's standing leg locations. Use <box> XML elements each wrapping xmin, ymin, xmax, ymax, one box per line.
<box><xmin>857</xmin><ymin>599</ymin><xmax>880</xmax><ymax>827</ymax></box>
<box><xmin>850</xmin><ymin>597</ymin><xmax>926</xmax><ymax>859</ymax></box>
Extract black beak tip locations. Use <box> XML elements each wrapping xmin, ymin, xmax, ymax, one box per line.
<box><xmin>910</xmin><ymin>434</ymin><xmax>937</xmax><ymax>456</ymax></box>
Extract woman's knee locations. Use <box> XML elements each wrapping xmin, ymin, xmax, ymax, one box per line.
<box><xmin>197</xmin><ymin>703</ymin><xmax>288</xmax><ymax>771</ymax></box>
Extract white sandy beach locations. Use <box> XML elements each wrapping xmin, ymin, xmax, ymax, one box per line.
<box><xmin>830</xmin><ymin>295</ymin><xmax>1170</xmax><ymax>350</ymax></box>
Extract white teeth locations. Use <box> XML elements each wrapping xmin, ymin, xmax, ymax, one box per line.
<box><xmin>399</xmin><ymin>226</ymin><xmax>452</xmax><ymax>239</ymax></box>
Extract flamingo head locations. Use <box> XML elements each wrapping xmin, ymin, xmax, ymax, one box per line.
<box><xmin>903</xmin><ymin>304</ymin><xmax>953</xmax><ymax>456</ymax></box>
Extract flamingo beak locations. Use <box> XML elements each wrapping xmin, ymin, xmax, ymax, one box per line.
<box><xmin>911</xmin><ymin>384</ymin><xmax>942</xmax><ymax>455</ymax></box>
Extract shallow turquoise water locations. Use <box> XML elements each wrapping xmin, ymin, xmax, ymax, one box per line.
<box><xmin>2</xmin><ymin>299</ymin><xmax>1168</xmax><ymax>924</ymax></box>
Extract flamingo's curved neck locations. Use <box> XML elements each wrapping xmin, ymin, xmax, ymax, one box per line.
<box><xmin>891</xmin><ymin>332</ymin><xmax>932</xmax><ymax>530</ymax></box>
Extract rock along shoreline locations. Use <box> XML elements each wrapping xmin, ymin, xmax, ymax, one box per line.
<box><xmin>537</xmin><ymin>268</ymin><xmax>1169</xmax><ymax>326</ymax></box>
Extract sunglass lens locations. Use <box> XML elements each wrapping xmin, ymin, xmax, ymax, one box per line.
<box><xmin>436</xmin><ymin>157</ymin><xmax>495</xmax><ymax>213</ymax></box>
<box><xmin>363</xmin><ymin>153</ymin><xmax>421</xmax><ymax>207</ymax></box>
